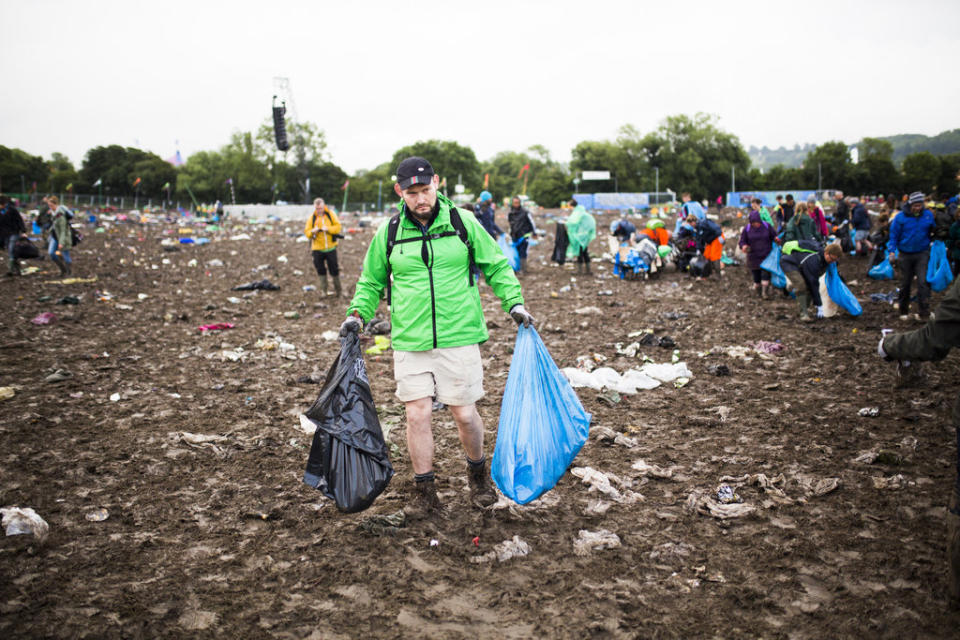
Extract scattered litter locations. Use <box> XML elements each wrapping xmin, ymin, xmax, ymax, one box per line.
<box><xmin>858</xmin><ymin>407</ymin><xmax>880</xmax><ymax>417</ymax></box>
<box><xmin>297</xmin><ymin>414</ymin><xmax>318</xmax><ymax>435</ymax></box>
<box><xmin>615</xmin><ymin>342</ymin><xmax>640</xmax><ymax>358</ymax></box>
<box><xmin>573</xmin><ymin>529</ymin><xmax>621</xmax><ymax>556</ymax></box>
<box><xmin>137</xmin><ymin>293</ymin><xmax>149</xmax><ymax>301</ymax></box>
<box><xmin>85</xmin><ymin>508</ymin><xmax>109</xmax><ymax>522</ymax></box>
<box><xmin>56</xmin><ymin>295</ymin><xmax>80</xmax><ymax>305</ymax></box>
<box><xmin>430</xmin><ymin>539</ymin><xmax>439</xmax><ymax>547</ymax></box>
<box><xmin>707</xmin><ymin>364</ymin><xmax>730</xmax><ymax>376</ymax></box>
<box><xmin>870</xmin><ymin>290</ymin><xmax>898</xmax><ymax>304</ymax></box>
<box><xmin>232</xmin><ymin>279</ymin><xmax>280</xmax><ymax>291</ymax></box>
<box><xmin>562</xmin><ymin>366</ymin><xmax>660</xmax><ymax>394</ymax></box>
<box><xmin>31</xmin><ymin>312</ymin><xmax>57</xmax><ymax>325</ymax></box>
<box><xmin>226</xmin><ymin>297</ymin><xmax>243</xmax><ymax>304</ymax></box>
<box><xmin>46</xmin><ymin>276</ymin><xmax>97</xmax><ymax>285</ymax></box>
<box><xmin>721</xmin><ymin>473</ymin><xmax>793</xmax><ymax>505</ymax></box>
<box><xmin>471</xmin><ymin>535</ymin><xmax>530</xmax><ymax>564</ymax></box>
<box><xmin>583</xmin><ymin>500</ymin><xmax>612</xmax><ymax>517</ymax></box>
<box><xmin>197</xmin><ymin>323</ymin><xmax>235</xmax><ymax>333</ymax></box>
<box><xmin>872</xmin><ymin>474</ymin><xmax>906</xmax><ymax>490</ymax></box>
<box><xmin>639</xmin><ymin>362</ymin><xmax>692</xmax><ymax>383</ymax></box>
<box><xmin>302</xmin><ymin>285</ymin><xmax>316</xmax><ymax>292</ymax></box>
<box><xmin>0</xmin><ymin>387</ymin><xmax>15</xmax><ymax>401</ymax></box>
<box><xmin>277</xmin><ymin>255</ymin><xmax>288</xmax><ymax>263</ymax></box>
<box><xmin>172</xmin><ymin>431</ymin><xmax>231</xmax><ymax>455</ymax></box>
<box><xmin>631</xmin><ymin>459</ymin><xmax>677</xmax><ymax>479</ymax></box>
<box><xmin>685</xmin><ymin>489</ymin><xmax>756</xmax><ymax>520</ymax></box>
<box><xmin>44</xmin><ymin>369</ymin><xmax>72</xmax><ymax>383</ymax></box>
<box><xmin>365</xmin><ymin>335</ymin><xmax>391</xmax><ymax>356</ymax></box>
<box><xmin>596</xmin><ymin>387</ymin><xmax>621</xmax><ymax>406</ymax></box>
<box><xmin>716</xmin><ymin>484</ymin><xmax>742</xmax><ymax>504</ymax></box>
<box><xmin>321</xmin><ymin>330</ymin><xmax>339</xmax><ymax>341</ymax></box>
<box><xmin>794</xmin><ymin>474</ymin><xmax>841</xmax><ymax>497</ymax></box>
<box><xmin>115</xmin><ymin>304</ymin><xmax>133</xmax><ymax>310</ymax></box>
<box><xmin>592</xmin><ymin>426</ymin><xmax>638</xmax><ymax>448</ymax></box>
<box><xmin>358</xmin><ymin>510</ymin><xmax>405</xmax><ymax>536</ymax></box>
<box><xmin>207</xmin><ymin>259</ymin><xmax>224</xmax><ymax>267</ymax></box>
<box><xmin>750</xmin><ymin>341</ymin><xmax>784</xmax><ymax>354</ymax></box>
<box><xmin>283</xmin><ymin>311</ymin><xmax>300</xmax><ymax>319</ymax></box>
<box><xmin>229</xmin><ymin>233</ymin><xmax>251</xmax><ymax>240</ymax></box>
<box><xmin>570</xmin><ymin>466</ymin><xmax>643</xmax><ymax>503</ymax></box>
<box><xmin>1</xmin><ymin>507</ymin><xmax>49</xmax><ymax>541</ymax></box>
<box><xmin>213</xmin><ymin>348</ymin><xmax>246</xmax><ymax>362</ymax></box>
<box><xmin>109</xmin><ymin>393</ymin><xmax>121</xmax><ymax>402</ymax></box>
<box><xmin>574</xmin><ymin>306</ymin><xmax>603</xmax><ymax>315</ymax></box>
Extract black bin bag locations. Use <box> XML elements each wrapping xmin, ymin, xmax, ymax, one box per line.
<box><xmin>302</xmin><ymin>333</ymin><xmax>394</xmax><ymax>512</ymax></box>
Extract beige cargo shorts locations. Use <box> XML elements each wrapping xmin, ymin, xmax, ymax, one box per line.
<box><xmin>393</xmin><ymin>343</ymin><xmax>484</xmax><ymax>406</ymax></box>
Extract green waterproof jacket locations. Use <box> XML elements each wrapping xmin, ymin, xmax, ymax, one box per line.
<box><xmin>567</xmin><ymin>206</ymin><xmax>596</xmax><ymax>255</ymax></box>
<box><xmin>348</xmin><ymin>193</ymin><xmax>524</xmax><ymax>351</ymax></box>
<box><xmin>884</xmin><ymin>276</ymin><xmax>960</xmax><ymax>362</ymax></box>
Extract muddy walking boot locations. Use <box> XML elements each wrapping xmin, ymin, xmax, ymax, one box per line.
<box><xmin>404</xmin><ymin>473</ymin><xmax>442</xmax><ymax>520</ymax></box>
<box><xmin>467</xmin><ymin>456</ymin><xmax>497</xmax><ymax>508</ymax></box>
<box><xmin>318</xmin><ymin>275</ymin><xmax>329</xmax><ymax>297</ymax></box>
<box><xmin>761</xmin><ymin>283</ymin><xmax>771</xmax><ymax>299</ymax></box>
<box><xmin>332</xmin><ymin>276</ymin><xmax>342</xmax><ymax>298</ymax></box>
<box><xmin>518</xmin><ymin>258</ymin><xmax>526</xmax><ymax>276</ymax></box>
<box><xmin>51</xmin><ymin>255</ymin><xmax>68</xmax><ymax>276</ymax></box>
<box><xmin>584</xmin><ymin>261</ymin><xmax>591</xmax><ymax>275</ymax></box>
<box><xmin>797</xmin><ymin>291</ymin><xmax>812</xmax><ymax>322</ymax></box>
<box><xmin>575</xmin><ymin>261</ymin><xmax>583</xmax><ymax>275</ymax></box>
<box><xmin>948</xmin><ymin>486</ymin><xmax>960</xmax><ymax>605</ymax></box>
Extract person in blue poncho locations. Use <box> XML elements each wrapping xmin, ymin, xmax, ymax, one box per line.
<box><xmin>475</xmin><ymin>190</ymin><xmax>502</xmax><ymax>239</ymax></box>
<box><xmin>676</xmin><ymin>192</ymin><xmax>706</xmax><ymax>234</ymax></box>
<box><xmin>889</xmin><ymin>191</ymin><xmax>936</xmax><ymax>322</ymax></box>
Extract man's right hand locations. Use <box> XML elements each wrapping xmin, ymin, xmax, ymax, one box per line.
<box><xmin>339</xmin><ymin>315</ymin><xmax>362</xmax><ymax>337</ymax></box>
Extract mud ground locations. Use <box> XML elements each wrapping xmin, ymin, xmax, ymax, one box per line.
<box><xmin>1</xmin><ymin>208</ymin><xmax>959</xmax><ymax>639</ymax></box>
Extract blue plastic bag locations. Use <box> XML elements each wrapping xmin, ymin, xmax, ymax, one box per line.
<box><xmin>868</xmin><ymin>256</ymin><xmax>894</xmax><ymax>280</ymax></box>
<box><xmin>825</xmin><ymin>263</ymin><xmax>862</xmax><ymax>316</ymax></box>
<box><xmin>498</xmin><ymin>234</ymin><xmax>520</xmax><ymax>271</ymax></box>
<box><xmin>491</xmin><ymin>326</ymin><xmax>591</xmax><ymax>505</ymax></box>
<box><xmin>926</xmin><ymin>240</ymin><xmax>954</xmax><ymax>292</ymax></box>
<box><xmin>760</xmin><ymin>244</ymin><xmax>787</xmax><ymax>289</ymax></box>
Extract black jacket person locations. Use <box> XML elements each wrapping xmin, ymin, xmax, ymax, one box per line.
<box><xmin>880</xmin><ymin>276</ymin><xmax>960</xmax><ymax>603</ymax></box>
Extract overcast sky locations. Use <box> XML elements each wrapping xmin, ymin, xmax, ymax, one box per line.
<box><xmin>2</xmin><ymin>0</ymin><xmax>958</xmax><ymax>174</ymax></box>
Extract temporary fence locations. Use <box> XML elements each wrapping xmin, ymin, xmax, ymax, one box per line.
<box><xmin>726</xmin><ymin>190</ymin><xmax>841</xmax><ymax>208</ymax></box>
<box><xmin>2</xmin><ymin>192</ymin><xmax>182</xmax><ymax>211</ymax></box>
<box><xmin>573</xmin><ymin>191</ymin><xmax>676</xmax><ymax>211</ymax></box>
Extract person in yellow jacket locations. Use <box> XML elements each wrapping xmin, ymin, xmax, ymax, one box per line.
<box><xmin>304</xmin><ymin>197</ymin><xmax>343</xmax><ymax>296</ymax></box>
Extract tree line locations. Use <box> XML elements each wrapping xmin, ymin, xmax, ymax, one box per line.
<box><xmin>2</xmin><ymin>113</ymin><xmax>958</xmax><ymax>209</ymax></box>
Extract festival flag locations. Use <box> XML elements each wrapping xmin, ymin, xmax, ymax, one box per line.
<box><xmin>341</xmin><ymin>179</ymin><xmax>350</xmax><ymax>190</ymax></box>
<box><xmin>162</xmin><ymin>182</ymin><xmax>171</xmax><ymax>190</ymax></box>
<box><xmin>483</xmin><ymin>173</ymin><xmax>489</xmax><ymax>188</ymax></box>
<box><xmin>225</xmin><ymin>177</ymin><xmax>233</xmax><ymax>185</ymax></box>
<box><xmin>439</xmin><ymin>177</ymin><xmax>447</xmax><ymax>188</ymax></box>
<box><xmin>92</xmin><ymin>178</ymin><xmax>102</xmax><ymax>187</ymax></box>
<box><xmin>517</xmin><ymin>163</ymin><xmax>530</xmax><ymax>179</ymax></box>
<box><xmin>133</xmin><ymin>177</ymin><xmax>142</xmax><ymax>187</ymax></box>
<box><xmin>65</xmin><ymin>183</ymin><xmax>73</xmax><ymax>192</ymax></box>
<box><xmin>31</xmin><ymin>181</ymin><xmax>37</xmax><ymax>192</ymax></box>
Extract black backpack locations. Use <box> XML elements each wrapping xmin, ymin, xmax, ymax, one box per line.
<box><xmin>384</xmin><ymin>207</ymin><xmax>479</xmax><ymax>305</ymax></box>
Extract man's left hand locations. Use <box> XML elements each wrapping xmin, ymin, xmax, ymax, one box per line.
<box><xmin>509</xmin><ymin>304</ymin><xmax>535</xmax><ymax>328</ymax></box>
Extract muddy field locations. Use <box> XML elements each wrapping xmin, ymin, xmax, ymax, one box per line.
<box><xmin>2</xmin><ymin>208</ymin><xmax>959</xmax><ymax>639</ymax></box>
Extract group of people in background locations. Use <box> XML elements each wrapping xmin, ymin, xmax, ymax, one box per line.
<box><xmin>0</xmin><ymin>194</ymin><xmax>76</xmax><ymax>277</ymax></box>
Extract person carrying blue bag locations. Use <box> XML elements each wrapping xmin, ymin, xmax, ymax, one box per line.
<box><xmin>508</xmin><ymin>196</ymin><xmax>536</xmax><ymax>276</ymax></box>
<box><xmin>889</xmin><ymin>191</ymin><xmax>936</xmax><ymax>322</ymax></box>
<box><xmin>781</xmin><ymin>241</ymin><xmax>843</xmax><ymax>321</ymax></box>
<box><xmin>341</xmin><ymin>157</ymin><xmax>535</xmax><ymax>519</ymax></box>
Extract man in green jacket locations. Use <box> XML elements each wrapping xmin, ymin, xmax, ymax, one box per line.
<box><xmin>879</xmin><ymin>276</ymin><xmax>960</xmax><ymax>604</ymax></box>
<box><xmin>341</xmin><ymin>157</ymin><xmax>534</xmax><ymax>517</ymax></box>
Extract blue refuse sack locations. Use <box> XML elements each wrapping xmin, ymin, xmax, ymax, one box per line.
<box><xmin>825</xmin><ymin>263</ymin><xmax>862</xmax><ymax>316</ymax></box>
<box><xmin>868</xmin><ymin>256</ymin><xmax>894</xmax><ymax>280</ymax></box>
<box><xmin>498</xmin><ymin>234</ymin><xmax>520</xmax><ymax>271</ymax></box>
<box><xmin>926</xmin><ymin>240</ymin><xmax>954</xmax><ymax>292</ymax></box>
<box><xmin>491</xmin><ymin>326</ymin><xmax>592</xmax><ymax>505</ymax></box>
<box><xmin>760</xmin><ymin>244</ymin><xmax>787</xmax><ymax>289</ymax></box>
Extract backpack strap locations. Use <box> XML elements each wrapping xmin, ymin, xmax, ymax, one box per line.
<box><xmin>384</xmin><ymin>207</ymin><xmax>479</xmax><ymax>306</ymax></box>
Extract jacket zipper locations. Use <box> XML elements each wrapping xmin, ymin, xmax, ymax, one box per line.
<box><xmin>426</xmin><ymin>232</ymin><xmax>438</xmax><ymax>349</ymax></box>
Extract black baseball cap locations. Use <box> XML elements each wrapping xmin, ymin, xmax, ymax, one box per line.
<box><xmin>396</xmin><ymin>157</ymin><xmax>435</xmax><ymax>190</ymax></box>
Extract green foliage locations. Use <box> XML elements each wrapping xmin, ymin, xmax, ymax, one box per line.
<box><xmin>390</xmin><ymin>140</ymin><xmax>481</xmax><ymax>194</ymax></box>
<box><xmin>902</xmin><ymin>151</ymin><xmax>942</xmax><ymax>194</ymax></box>
<box><xmin>881</xmin><ymin>129</ymin><xmax>960</xmax><ymax>165</ymax></box>
<box><xmin>0</xmin><ymin>146</ymin><xmax>49</xmax><ymax>193</ymax></box>
<box><xmin>936</xmin><ymin>153</ymin><xmax>960</xmax><ymax>196</ymax></box>
<box><xmin>48</xmin><ymin>152</ymin><xmax>80</xmax><ymax>192</ymax></box>
<box><xmin>857</xmin><ymin>137</ymin><xmax>899</xmax><ymax>195</ymax></box>
<box><xmin>80</xmin><ymin>145</ymin><xmax>177</xmax><ymax>197</ymax></box>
